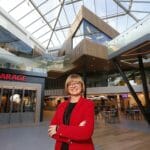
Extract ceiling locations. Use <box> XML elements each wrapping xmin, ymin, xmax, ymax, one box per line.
<box><xmin>0</xmin><ymin>0</ymin><xmax>149</xmax><ymax>53</ymax></box>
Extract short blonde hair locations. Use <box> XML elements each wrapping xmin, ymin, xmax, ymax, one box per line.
<box><xmin>65</xmin><ymin>74</ymin><xmax>85</xmax><ymax>94</ymax></box>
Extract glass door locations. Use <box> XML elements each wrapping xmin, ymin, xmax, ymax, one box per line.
<box><xmin>21</xmin><ymin>89</ymin><xmax>36</xmax><ymax>123</ymax></box>
<box><xmin>0</xmin><ymin>87</ymin><xmax>37</xmax><ymax>126</ymax></box>
<box><xmin>0</xmin><ymin>88</ymin><xmax>12</xmax><ymax>125</ymax></box>
<box><xmin>10</xmin><ymin>88</ymin><xmax>23</xmax><ymax>125</ymax></box>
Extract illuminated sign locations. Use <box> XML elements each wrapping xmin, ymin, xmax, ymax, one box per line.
<box><xmin>0</xmin><ymin>73</ymin><xmax>26</xmax><ymax>81</ymax></box>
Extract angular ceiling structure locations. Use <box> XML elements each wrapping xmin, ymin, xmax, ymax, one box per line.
<box><xmin>0</xmin><ymin>0</ymin><xmax>149</xmax><ymax>54</ymax></box>
<box><xmin>0</xmin><ymin>0</ymin><xmax>149</xmax><ymax>77</ymax></box>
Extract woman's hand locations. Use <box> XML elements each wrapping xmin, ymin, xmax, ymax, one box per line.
<box><xmin>79</xmin><ymin>120</ymin><xmax>86</xmax><ymax>126</ymax></box>
<box><xmin>48</xmin><ymin>121</ymin><xmax>86</xmax><ymax>137</ymax></box>
<box><xmin>48</xmin><ymin>125</ymin><xmax>57</xmax><ymax>137</ymax></box>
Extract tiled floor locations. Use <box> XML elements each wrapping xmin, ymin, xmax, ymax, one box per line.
<box><xmin>0</xmin><ymin>123</ymin><xmax>53</xmax><ymax>150</ymax></box>
<box><xmin>93</xmin><ymin>119</ymin><xmax>150</xmax><ymax>150</ymax></box>
<box><xmin>0</xmin><ymin>115</ymin><xmax>150</xmax><ymax>150</ymax></box>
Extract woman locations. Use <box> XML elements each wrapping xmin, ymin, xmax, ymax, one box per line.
<box><xmin>48</xmin><ymin>74</ymin><xmax>95</xmax><ymax>150</ymax></box>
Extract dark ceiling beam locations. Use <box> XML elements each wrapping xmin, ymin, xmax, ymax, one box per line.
<box><xmin>62</xmin><ymin>6</ymin><xmax>70</xmax><ymax>25</ymax></box>
<box><xmin>25</xmin><ymin>4</ymin><xmax>60</xmax><ymax>29</ymax></box>
<box><xmin>58</xmin><ymin>21</ymin><xmax>66</xmax><ymax>38</ymax></box>
<box><xmin>119</xmin><ymin>0</ymin><xmax>150</xmax><ymax>3</ymax></box>
<box><xmin>113</xmin><ymin>0</ymin><xmax>139</xmax><ymax>22</ymax></box>
<box><xmin>36</xmin><ymin>30</ymin><xmax>50</xmax><ymax>40</ymax></box>
<box><xmin>128</xmin><ymin>0</ymin><xmax>133</xmax><ymax>11</ymax></box>
<box><xmin>28</xmin><ymin>0</ymin><xmax>54</xmax><ymax>31</ymax></box>
<box><xmin>64</xmin><ymin>0</ymin><xmax>83</xmax><ymax>5</ymax></box>
<box><xmin>46</xmin><ymin>0</ymin><xmax>65</xmax><ymax>49</ymax></box>
<box><xmin>102</xmin><ymin>12</ymin><xmax>126</xmax><ymax>20</ymax></box>
<box><xmin>131</xmin><ymin>10</ymin><xmax>150</xmax><ymax>13</ymax></box>
<box><xmin>54</xmin><ymin>25</ymin><xmax>71</xmax><ymax>31</ymax></box>
<box><xmin>112</xmin><ymin>59</ymin><xmax>150</xmax><ymax>125</ymax></box>
<box><xmin>17</xmin><ymin>0</ymin><xmax>49</xmax><ymax>22</ymax></box>
<box><xmin>29</xmin><ymin>0</ymin><xmax>61</xmax><ymax>46</ymax></box>
<box><xmin>8</xmin><ymin>0</ymin><xmax>25</xmax><ymax>13</ymax></box>
<box><xmin>47</xmin><ymin>47</ymin><xmax>61</xmax><ymax>52</ymax></box>
<box><xmin>121</xmin><ymin>50</ymin><xmax>150</xmax><ymax>58</ymax></box>
<box><xmin>31</xmin><ymin>18</ymin><xmax>56</xmax><ymax>35</ymax></box>
<box><xmin>121</xmin><ymin>42</ymin><xmax>150</xmax><ymax>55</ymax></box>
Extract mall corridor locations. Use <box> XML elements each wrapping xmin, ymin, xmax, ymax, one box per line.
<box><xmin>0</xmin><ymin>118</ymin><xmax>150</xmax><ymax>150</ymax></box>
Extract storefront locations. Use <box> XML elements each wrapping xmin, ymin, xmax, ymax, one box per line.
<box><xmin>0</xmin><ymin>68</ymin><xmax>46</xmax><ymax>126</ymax></box>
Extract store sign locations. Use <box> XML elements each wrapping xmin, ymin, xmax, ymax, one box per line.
<box><xmin>0</xmin><ymin>73</ymin><xmax>26</xmax><ymax>81</ymax></box>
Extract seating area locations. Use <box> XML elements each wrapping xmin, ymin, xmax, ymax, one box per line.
<box><xmin>101</xmin><ymin>109</ymin><xmax>119</xmax><ymax>124</ymax></box>
<box><xmin>125</xmin><ymin>108</ymin><xmax>143</xmax><ymax>120</ymax></box>
<box><xmin>94</xmin><ymin>104</ymin><xmax>145</xmax><ymax>125</ymax></box>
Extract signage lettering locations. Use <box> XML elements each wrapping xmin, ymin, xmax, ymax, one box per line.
<box><xmin>0</xmin><ymin>73</ymin><xmax>26</xmax><ymax>81</ymax></box>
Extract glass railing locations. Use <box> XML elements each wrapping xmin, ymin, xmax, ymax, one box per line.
<box><xmin>106</xmin><ymin>14</ymin><xmax>150</xmax><ymax>55</ymax></box>
<box><xmin>0</xmin><ymin>48</ymin><xmax>47</xmax><ymax>73</ymax></box>
<box><xmin>46</xmin><ymin>54</ymin><xmax>74</xmax><ymax>72</ymax></box>
<box><xmin>0</xmin><ymin>46</ymin><xmax>74</xmax><ymax>73</ymax></box>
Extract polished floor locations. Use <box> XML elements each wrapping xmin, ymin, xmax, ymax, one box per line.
<box><xmin>0</xmin><ymin>113</ymin><xmax>150</xmax><ymax>150</ymax></box>
<box><xmin>94</xmin><ymin>119</ymin><xmax>150</xmax><ymax>150</ymax></box>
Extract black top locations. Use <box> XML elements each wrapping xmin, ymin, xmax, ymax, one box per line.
<box><xmin>61</xmin><ymin>102</ymin><xmax>76</xmax><ymax>150</ymax></box>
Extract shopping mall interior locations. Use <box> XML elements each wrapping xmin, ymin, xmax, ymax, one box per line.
<box><xmin>0</xmin><ymin>0</ymin><xmax>150</xmax><ymax>150</ymax></box>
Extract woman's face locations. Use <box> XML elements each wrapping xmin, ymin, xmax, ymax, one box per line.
<box><xmin>68</xmin><ymin>81</ymin><xmax>82</xmax><ymax>96</ymax></box>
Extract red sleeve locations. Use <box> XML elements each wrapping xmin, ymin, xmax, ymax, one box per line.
<box><xmin>50</xmin><ymin>101</ymin><xmax>66</xmax><ymax>125</ymax></box>
<box><xmin>56</xmin><ymin>102</ymin><xmax>94</xmax><ymax>141</ymax></box>
<box><xmin>52</xmin><ymin>134</ymin><xmax>71</xmax><ymax>143</ymax></box>
<box><xmin>49</xmin><ymin>102</ymin><xmax>71</xmax><ymax>143</ymax></box>
<box><xmin>50</xmin><ymin>103</ymin><xmax>62</xmax><ymax>125</ymax></box>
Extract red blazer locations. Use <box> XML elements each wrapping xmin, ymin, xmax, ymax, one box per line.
<box><xmin>50</xmin><ymin>96</ymin><xmax>95</xmax><ymax>150</ymax></box>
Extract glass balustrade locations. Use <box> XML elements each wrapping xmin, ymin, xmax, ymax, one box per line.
<box><xmin>107</xmin><ymin>14</ymin><xmax>150</xmax><ymax>55</ymax></box>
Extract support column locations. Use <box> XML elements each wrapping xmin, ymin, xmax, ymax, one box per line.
<box><xmin>112</xmin><ymin>59</ymin><xmax>150</xmax><ymax>125</ymax></box>
<box><xmin>138</xmin><ymin>56</ymin><xmax>150</xmax><ymax>125</ymax></box>
<box><xmin>138</xmin><ymin>56</ymin><xmax>150</xmax><ymax>107</ymax></box>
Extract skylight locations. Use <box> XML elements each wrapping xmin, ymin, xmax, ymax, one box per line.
<box><xmin>0</xmin><ymin>0</ymin><xmax>149</xmax><ymax>51</ymax></box>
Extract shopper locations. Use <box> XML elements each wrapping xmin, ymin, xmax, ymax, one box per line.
<box><xmin>48</xmin><ymin>74</ymin><xmax>95</xmax><ymax>150</ymax></box>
